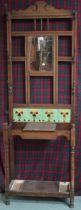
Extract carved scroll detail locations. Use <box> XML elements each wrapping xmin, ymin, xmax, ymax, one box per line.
<box><xmin>11</xmin><ymin>1</ymin><xmax>71</xmax><ymax>17</ymax></box>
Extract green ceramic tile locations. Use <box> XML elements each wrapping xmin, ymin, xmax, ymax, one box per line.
<box><xmin>13</xmin><ymin>108</ymin><xmax>43</xmax><ymax>122</ymax></box>
<box><xmin>57</xmin><ymin>109</ymin><xmax>71</xmax><ymax>123</ymax></box>
<box><xmin>42</xmin><ymin>109</ymin><xmax>57</xmax><ymax>122</ymax></box>
<box><xmin>28</xmin><ymin>109</ymin><xmax>42</xmax><ymax>122</ymax></box>
<box><xmin>13</xmin><ymin>108</ymin><xmax>27</xmax><ymax>122</ymax></box>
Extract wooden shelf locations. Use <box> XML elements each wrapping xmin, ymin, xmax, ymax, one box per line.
<box><xmin>58</xmin><ymin>57</ymin><xmax>73</xmax><ymax>62</ymax></box>
<box><xmin>11</xmin><ymin>122</ymin><xmax>70</xmax><ymax>141</ymax></box>
<box><xmin>12</xmin><ymin>57</ymin><xmax>25</xmax><ymax>62</ymax></box>
<box><xmin>12</xmin><ymin>57</ymin><xmax>73</xmax><ymax>63</ymax></box>
<box><xmin>8</xmin><ymin>180</ymin><xmax>69</xmax><ymax>197</ymax></box>
<box><xmin>12</xmin><ymin>122</ymin><xmax>71</xmax><ymax>131</ymax></box>
<box><xmin>11</xmin><ymin>31</ymin><xmax>72</xmax><ymax>37</ymax></box>
<box><xmin>29</xmin><ymin>71</ymin><xmax>53</xmax><ymax>76</ymax></box>
<box><xmin>13</xmin><ymin>104</ymin><xmax>71</xmax><ymax>108</ymax></box>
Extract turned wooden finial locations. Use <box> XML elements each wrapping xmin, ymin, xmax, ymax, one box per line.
<box><xmin>5</xmin><ymin>1</ymin><xmax>8</xmax><ymax>16</ymax></box>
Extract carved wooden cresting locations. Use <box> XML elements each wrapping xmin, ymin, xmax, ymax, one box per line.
<box><xmin>3</xmin><ymin>1</ymin><xmax>76</xmax><ymax>207</ymax></box>
<box><xmin>11</xmin><ymin>1</ymin><xmax>72</xmax><ymax>18</ymax></box>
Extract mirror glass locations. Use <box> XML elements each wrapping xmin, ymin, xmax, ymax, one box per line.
<box><xmin>29</xmin><ymin>36</ymin><xmax>53</xmax><ymax>71</ymax></box>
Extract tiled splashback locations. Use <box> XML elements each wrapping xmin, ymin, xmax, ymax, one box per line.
<box><xmin>13</xmin><ymin>108</ymin><xmax>71</xmax><ymax>123</ymax></box>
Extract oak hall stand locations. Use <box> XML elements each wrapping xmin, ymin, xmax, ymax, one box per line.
<box><xmin>3</xmin><ymin>1</ymin><xmax>76</xmax><ymax>207</ymax></box>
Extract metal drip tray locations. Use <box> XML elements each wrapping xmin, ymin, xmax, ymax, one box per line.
<box><xmin>23</xmin><ymin>122</ymin><xmax>56</xmax><ymax>131</ymax></box>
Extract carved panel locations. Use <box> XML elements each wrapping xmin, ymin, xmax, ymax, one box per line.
<box><xmin>11</xmin><ymin>1</ymin><xmax>72</xmax><ymax>18</ymax></box>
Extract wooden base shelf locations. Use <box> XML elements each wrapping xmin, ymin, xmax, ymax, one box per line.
<box><xmin>8</xmin><ymin>180</ymin><xmax>69</xmax><ymax>198</ymax></box>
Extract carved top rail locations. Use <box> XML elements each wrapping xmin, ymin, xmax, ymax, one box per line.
<box><xmin>8</xmin><ymin>1</ymin><xmax>74</xmax><ymax>19</ymax></box>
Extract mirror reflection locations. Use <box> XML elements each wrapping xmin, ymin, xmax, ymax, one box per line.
<box><xmin>29</xmin><ymin>36</ymin><xmax>53</xmax><ymax>71</ymax></box>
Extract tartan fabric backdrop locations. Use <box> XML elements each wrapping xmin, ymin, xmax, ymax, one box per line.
<box><xmin>0</xmin><ymin>0</ymin><xmax>80</xmax><ymax>194</ymax></box>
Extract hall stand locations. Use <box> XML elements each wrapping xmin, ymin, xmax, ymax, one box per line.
<box><xmin>3</xmin><ymin>1</ymin><xmax>76</xmax><ymax>207</ymax></box>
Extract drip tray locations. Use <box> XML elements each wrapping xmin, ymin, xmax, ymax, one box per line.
<box><xmin>23</xmin><ymin>122</ymin><xmax>56</xmax><ymax>131</ymax></box>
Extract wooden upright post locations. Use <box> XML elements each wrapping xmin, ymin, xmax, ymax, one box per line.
<box><xmin>70</xmin><ymin>124</ymin><xmax>75</xmax><ymax>208</ymax></box>
<box><xmin>3</xmin><ymin>123</ymin><xmax>10</xmax><ymax>204</ymax></box>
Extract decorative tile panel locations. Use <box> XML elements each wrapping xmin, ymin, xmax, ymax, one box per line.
<box><xmin>13</xmin><ymin>108</ymin><xmax>42</xmax><ymax>122</ymax></box>
<box><xmin>42</xmin><ymin>109</ymin><xmax>57</xmax><ymax>122</ymax></box>
<box><xmin>13</xmin><ymin>108</ymin><xmax>71</xmax><ymax>123</ymax></box>
<box><xmin>29</xmin><ymin>109</ymin><xmax>42</xmax><ymax>122</ymax></box>
<box><xmin>57</xmin><ymin>109</ymin><xmax>71</xmax><ymax>123</ymax></box>
<box><xmin>13</xmin><ymin>108</ymin><xmax>26</xmax><ymax>122</ymax></box>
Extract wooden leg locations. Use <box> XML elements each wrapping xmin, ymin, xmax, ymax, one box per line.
<box><xmin>4</xmin><ymin>193</ymin><xmax>10</xmax><ymax>205</ymax></box>
<box><xmin>0</xmin><ymin>132</ymin><xmax>5</xmax><ymax>176</ymax></box>
<box><xmin>9</xmin><ymin>136</ymin><xmax>15</xmax><ymax>179</ymax></box>
<box><xmin>3</xmin><ymin>123</ymin><xmax>10</xmax><ymax>204</ymax></box>
<box><xmin>70</xmin><ymin>195</ymin><xmax>74</xmax><ymax>208</ymax></box>
<box><xmin>70</xmin><ymin>124</ymin><xmax>75</xmax><ymax>208</ymax></box>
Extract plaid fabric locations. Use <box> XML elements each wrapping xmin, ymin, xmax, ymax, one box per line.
<box><xmin>49</xmin><ymin>19</ymin><xmax>72</xmax><ymax>31</ymax></box>
<box><xmin>58</xmin><ymin>63</ymin><xmax>71</xmax><ymax>104</ymax></box>
<box><xmin>0</xmin><ymin>0</ymin><xmax>81</xmax><ymax>195</ymax></box>
<box><xmin>12</xmin><ymin>62</ymin><xmax>25</xmax><ymax>104</ymax></box>
<box><xmin>58</xmin><ymin>36</ymin><xmax>72</xmax><ymax>56</ymax></box>
<box><xmin>12</xmin><ymin>37</ymin><xmax>25</xmax><ymax>57</ymax></box>
<box><xmin>12</xmin><ymin>19</ymin><xmax>72</xmax><ymax>31</ymax></box>
<box><xmin>14</xmin><ymin>137</ymin><xmax>69</xmax><ymax>181</ymax></box>
<box><xmin>12</xmin><ymin>19</ymin><xmax>35</xmax><ymax>31</ymax></box>
<box><xmin>30</xmin><ymin>77</ymin><xmax>53</xmax><ymax>104</ymax></box>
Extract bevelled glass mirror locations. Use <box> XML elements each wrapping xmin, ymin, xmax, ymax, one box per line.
<box><xmin>29</xmin><ymin>36</ymin><xmax>53</xmax><ymax>71</ymax></box>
